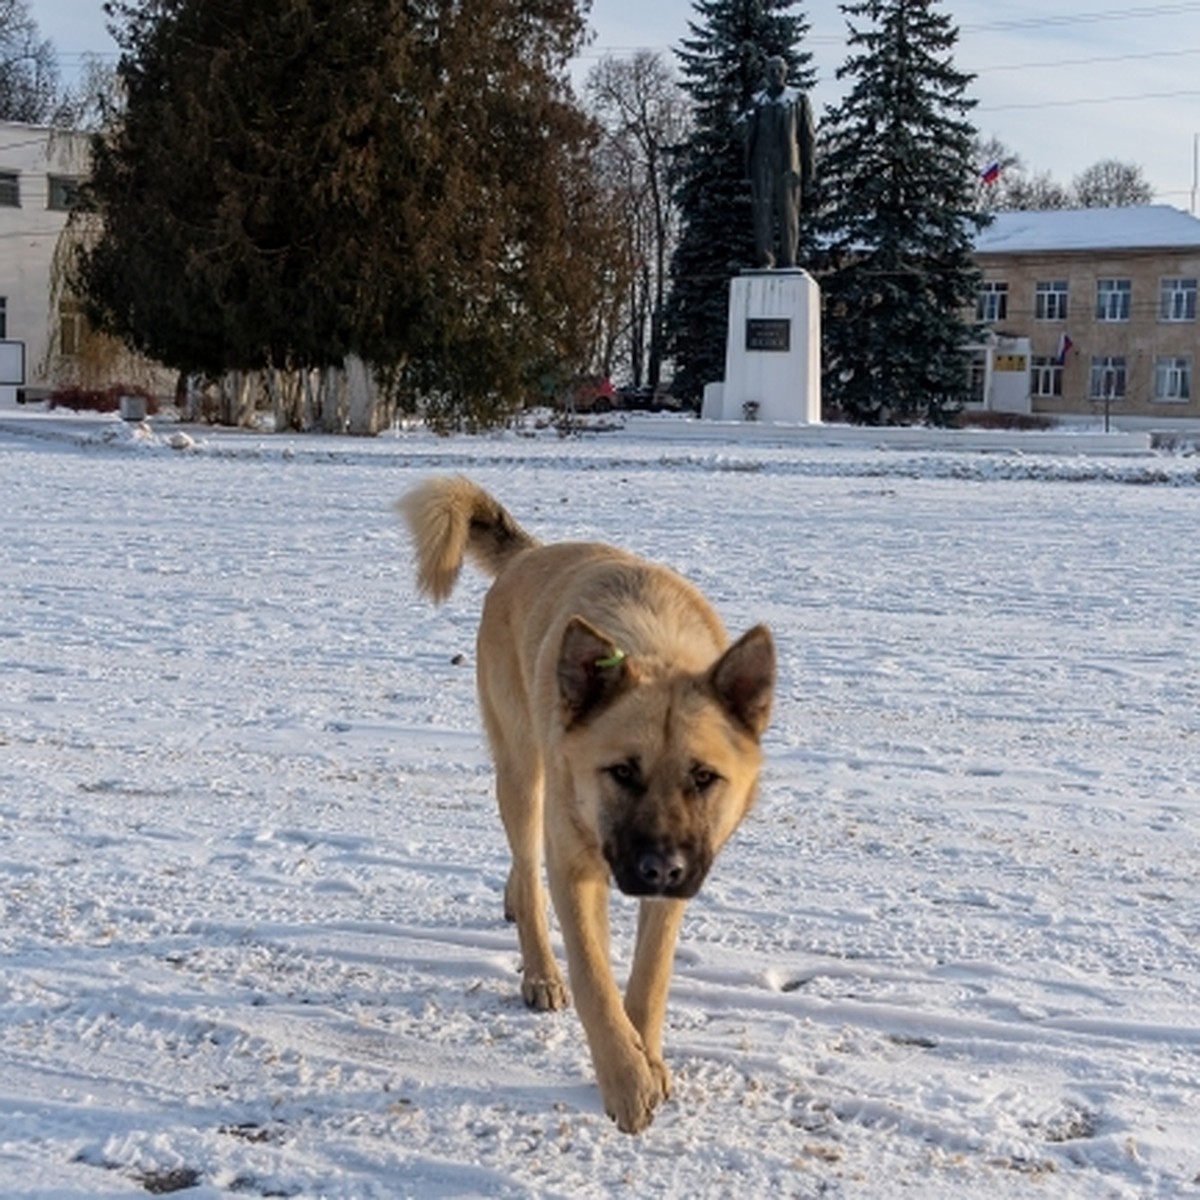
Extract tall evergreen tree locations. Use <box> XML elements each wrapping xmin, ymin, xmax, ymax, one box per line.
<box><xmin>820</xmin><ymin>0</ymin><xmax>986</xmax><ymax>425</ymax></box>
<box><xmin>76</xmin><ymin>0</ymin><xmax>610</xmax><ymax>431</ymax></box>
<box><xmin>665</xmin><ymin>0</ymin><xmax>813</xmax><ymax>407</ymax></box>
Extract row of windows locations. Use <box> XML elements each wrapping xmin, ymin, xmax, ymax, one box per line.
<box><xmin>977</xmin><ymin>277</ymin><xmax>1198</xmax><ymax>323</ymax></box>
<box><xmin>1028</xmin><ymin>353</ymin><xmax>1192</xmax><ymax>402</ymax></box>
<box><xmin>0</xmin><ymin>170</ymin><xmax>80</xmax><ymax>211</ymax></box>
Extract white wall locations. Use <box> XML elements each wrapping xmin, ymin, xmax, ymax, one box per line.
<box><xmin>0</xmin><ymin>122</ymin><xmax>89</xmax><ymax>403</ymax></box>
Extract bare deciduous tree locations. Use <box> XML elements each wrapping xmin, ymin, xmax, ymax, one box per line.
<box><xmin>586</xmin><ymin>52</ymin><xmax>689</xmax><ymax>393</ymax></box>
<box><xmin>1072</xmin><ymin>158</ymin><xmax>1154</xmax><ymax>208</ymax></box>
<box><xmin>976</xmin><ymin>138</ymin><xmax>1152</xmax><ymax>211</ymax></box>
<box><xmin>0</xmin><ymin>0</ymin><xmax>62</xmax><ymax>122</ymax></box>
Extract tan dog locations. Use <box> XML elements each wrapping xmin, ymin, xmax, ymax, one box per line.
<box><xmin>399</xmin><ymin>476</ymin><xmax>774</xmax><ymax>1133</ymax></box>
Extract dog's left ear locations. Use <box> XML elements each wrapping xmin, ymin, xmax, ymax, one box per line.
<box><xmin>558</xmin><ymin>616</ymin><xmax>630</xmax><ymax>726</ymax></box>
<box><xmin>710</xmin><ymin>624</ymin><xmax>775</xmax><ymax>738</ymax></box>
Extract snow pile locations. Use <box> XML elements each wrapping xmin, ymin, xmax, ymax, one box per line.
<box><xmin>88</xmin><ymin>419</ymin><xmax>201</xmax><ymax>452</ymax></box>
<box><xmin>1</xmin><ymin>420</ymin><xmax>1198</xmax><ymax>1197</ymax></box>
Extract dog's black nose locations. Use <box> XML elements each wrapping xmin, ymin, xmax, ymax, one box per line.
<box><xmin>636</xmin><ymin>848</ymin><xmax>688</xmax><ymax>892</ymax></box>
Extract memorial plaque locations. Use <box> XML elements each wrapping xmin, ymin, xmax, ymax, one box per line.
<box><xmin>745</xmin><ymin>318</ymin><xmax>791</xmax><ymax>352</ymax></box>
<box><xmin>994</xmin><ymin>353</ymin><xmax>1028</xmax><ymax>372</ymax></box>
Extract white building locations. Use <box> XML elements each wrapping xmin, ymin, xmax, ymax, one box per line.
<box><xmin>0</xmin><ymin>120</ymin><xmax>91</xmax><ymax>405</ymax></box>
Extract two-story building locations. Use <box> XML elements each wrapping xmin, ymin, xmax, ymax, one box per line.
<box><xmin>0</xmin><ymin>120</ymin><xmax>91</xmax><ymax>404</ymax></box>
<box><xmin>970</xmin><ymin>205</ymin><xmax>1200</xmax><ymax>426</ymax></box>
<box><xmin>0</xmin><ymin>119</ymin><xmax>175</xmax><ymax>408</ymax></box>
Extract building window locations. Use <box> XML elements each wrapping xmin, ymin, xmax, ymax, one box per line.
<box><xmin>1154</xmin><ymin>355</ymin><xmax>1191</xmax><ymax>402</ymax></box>
<box><xmin>1035</xmin><ymin>280</ymin><xmax>1069</xmax><ymax>321</ymax></box>
<box><xmin>1159</xmin><ymin>278</ymin><xmax>1197</xmax><ymax>322</ymax></box>
<box><xmin>47</xmin><ymin>175</ymin><xmax>81</xmax><ymax>211</ymax></box>
<box><xmin>0</xmin><ymin>171</ymin><xmax>19</xmax><ymax>207</ymax></box>
<box><xmin>58</xmin><ymin>298</ymin><xmax>87</xmax><ymax>357</ymax></box>
<box><xmin>1089</xmin><ymin>356</ymin><xmax>1127</xmax><ymax>400</ymax></box>
<box><xmin>0</xmin><ymin>296</ymin><xmax>7</xmax><ymax>338</ymax></box>
<box><xmin>1095</xmin><ymin>279</ymin><xmax>1131</xmax><ymax>322</ymax></box>
<box><xmin>1031</xmin><ymin>355</ymin><xmax>1063</xmax><ymax>398</ymax></box>
<box><xmin>976</xmin><ymin>281</ymin><xmax>1008</xmax><ymax>322</ymax></box>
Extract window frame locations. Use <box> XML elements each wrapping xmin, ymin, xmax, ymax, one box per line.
<box><xmin>1095</xmin><ymin>278</ymin><xmax>1132</xmax><ymax>322</ymax></box>
<box><xmin>1158</xmin><ymin>277</ymin><xmax>1197</xmax><ymax>322</ymax></box>
<box><xmin>0</xmin><ymin>171</ymin><xmax>20</xmax><ymax>207</ymax></box>
<box><xmin>58</xmin><ymin>298</ymin><xmax>87</xmax><ymax>357</ymax></box>
<box><xmin>1034</xmin><ymin>280</ymin><xmax>1069</xmax><ymax>322</ymax></box>
<box><xmin>1153</xmin><ymin>354</ymin><xmax>1192</xmax><ymax>402</ymax></box>
<box><xmin>1088</xmin><ymin>355</ymin><xmax>1127</xmax><ymax>400</ymax></box>
<box><xmin>1030</xmin><ymin>355</ymin><xmax>1064</xmax><ymax>398</ymax></box>
<box><xmin>976</xmin><ymin>280</ymin><xmax>1009</xmax><ymax>323</ymax></box>
<box><xmin>47</xmin><ymin>175</ymin><xmax>81</xmax><ymax>212</ymax></box>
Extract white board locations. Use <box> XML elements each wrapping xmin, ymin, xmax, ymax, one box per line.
<box><xmin>0</xmin><ymin>340</ymin><xmax>25</xmax><ymax>385</ymax></box>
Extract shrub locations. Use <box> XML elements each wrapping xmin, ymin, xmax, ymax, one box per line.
<box><xmin>955</xmin><ymin>410</ymin><xmax>1056</xmax><ymax>431</ymax></box>
<box><xmin>47</xmin><ymin>384</ymin><xmax>159</xmax><ymax>416</ymax></box>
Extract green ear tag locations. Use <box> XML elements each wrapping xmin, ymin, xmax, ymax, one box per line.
<box><xmin>594</xmin><ymin>649</ymin><xmax>626</xmax><ymax>670</ymax></box>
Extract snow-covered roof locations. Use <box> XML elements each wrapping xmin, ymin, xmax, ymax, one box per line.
<box><xmin>974</xmin><ymin>205</ymin><xmax>1200</xmax><ymax>254</ymax></box>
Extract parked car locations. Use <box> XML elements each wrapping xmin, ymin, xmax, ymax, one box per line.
<box><xmin>564</xmin><ymin>375</ymin><xmax>617</xmax><ymax>413</ymax></box>
<box><xmin>616</xmin><ymin>383</ymin><xmax>685</xmax><ymax>413</ymax></box>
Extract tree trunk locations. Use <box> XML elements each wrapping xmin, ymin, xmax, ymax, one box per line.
<box><xmin>319</xmin><ymin>366</ymin><xmax>345</xmax><ymax>433</ymax></box>
<box><xmin>344</xmin><ymin>356</ymin><xmax>379</xmax><ymax>435</ymax></box>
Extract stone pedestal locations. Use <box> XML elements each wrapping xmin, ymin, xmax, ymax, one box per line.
<box><xmin>708</xmin><ymin>269</ymin><xmax>821</xmax><ymax>423</ymax></box>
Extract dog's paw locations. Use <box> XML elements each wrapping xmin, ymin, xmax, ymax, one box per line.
<box><xmin>521</xmin><ymin>970</ymin><xmax>569</xmax><ymax>1012</ymax></box>
<box><xmin>599</xmin><ymin>1047</ymin><xmax>667</xmax><ymax>1134</ymax></box>
<box><xmin>647</xmin><ymin>1052</ymin><xmax>672</xmax><ymax>1100</ymax></box>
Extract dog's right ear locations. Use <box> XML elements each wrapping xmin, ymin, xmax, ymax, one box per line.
<box><xmin>557</xmin><ymin>616</ymin><xmax>629</xmax><ymax>726</ymax></box>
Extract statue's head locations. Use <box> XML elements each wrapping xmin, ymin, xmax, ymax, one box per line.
<box><xmin>764</xmin><ymin>56</ymin><xmax>787</xmax><ymax>95</ymax></box>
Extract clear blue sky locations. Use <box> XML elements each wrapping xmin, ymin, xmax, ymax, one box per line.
<box><xmin>28</xmin><ymin>0</ymin><xmax>1200</xmax><ymax>210</ymax></box>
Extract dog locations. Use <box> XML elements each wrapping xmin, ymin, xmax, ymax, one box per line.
<box><xmin>398</xmin><ymin>476</ymin><xmax>774</xmax><ymax>1133</ymax></box>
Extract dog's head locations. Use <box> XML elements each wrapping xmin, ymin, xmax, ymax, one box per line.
<box><xmin>557</xmin><ymin>617</ymin><xmax>775</xmax><ymax>899</ymax></box>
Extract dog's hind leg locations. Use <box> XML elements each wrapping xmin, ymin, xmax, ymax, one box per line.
<box><xmin>493</xmin><ymin>753</ymin><xmax>569</xmax><ymax>1012</ymax></box>
<box><xmin>624</xmin><ymin>898</ymin><xmax>686</xmax><ymax>1093</ymax></box>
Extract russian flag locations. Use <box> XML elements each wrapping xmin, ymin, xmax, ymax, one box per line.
<box><xmin>1056</xmin><ymin>333</ymin><xmax>1074</xmax><ymax>364</ymax></box>
<box><xmin>980</xmin><ymin>161</ymin><xmax>1001</xmax><ymax>185</ymax></box>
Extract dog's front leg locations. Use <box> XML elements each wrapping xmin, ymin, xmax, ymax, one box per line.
<box><xmin>624</xmin><ymin>897</ymin><xmax>686</xmax><ymax>1093</ymax></box>
<box><xmin>549</xmin><ymin>863</ymin><xmax>666</xmax><ymax>1133</ymax></box>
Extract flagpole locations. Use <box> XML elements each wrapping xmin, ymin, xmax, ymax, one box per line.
<box><xmin>1192</xmin><ymin>133</ymin><xmax>1198</xmax><ymax>215</ymax></box>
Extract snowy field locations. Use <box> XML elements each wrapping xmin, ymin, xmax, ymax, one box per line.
<box><xmin>2</xmin><ymin>414</ymin><xmax>1199</xmax><ymax>1199</ymax></box>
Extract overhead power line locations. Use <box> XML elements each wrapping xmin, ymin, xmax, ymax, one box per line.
<box><xmin>968</xmin><ymin>46</ymin><xmax>1200</xmax><ymax>74</ymax></box>
<box><xmin>959</xmin><ymin>1</ymin><xmax>1200</xmax><ymax>34</ymax></box>
<box><xmin>980</xmin><ymin>88</ymin><xmax>1200</xmax><ymax>112</ymax></box>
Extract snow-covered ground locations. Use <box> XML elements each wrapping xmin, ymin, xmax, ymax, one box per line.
<box><xmin>2</xmin><ymin>414</ymin><xmax>1198</xmax><ymax>1198</ymax></box>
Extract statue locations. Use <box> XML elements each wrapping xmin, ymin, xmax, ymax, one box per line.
<box><xmin>740</xmin><ymin>56</ymin><xmax>815</xmax><ymax>270</ymax></box>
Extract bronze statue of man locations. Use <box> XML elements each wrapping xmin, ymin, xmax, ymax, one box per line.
<box><xmin>741</xmin><ymin>56</ymin><xmax>815</xmax><ymax>269</ymax></box>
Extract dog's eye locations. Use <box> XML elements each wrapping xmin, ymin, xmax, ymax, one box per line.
<box><xmin>607</xmin><ymin>761</ymin><xmax>639</xmax><ymax>789</ymax></box>
<box><xmin>690</xmin><ymin>766</ymin><xmax>720</xmax><ymax>794</ymax></box>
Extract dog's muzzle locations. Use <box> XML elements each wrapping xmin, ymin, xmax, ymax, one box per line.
<box><xmin>605</xmin><ymin>838</ymin><xmax>708</xmax><ymax>899</ymax></box>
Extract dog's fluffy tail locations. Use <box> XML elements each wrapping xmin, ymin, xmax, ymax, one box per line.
<box><xmin>397</xmin><ymin>475</ymin><xmax>539</xmax><ymax>604</ymax></box>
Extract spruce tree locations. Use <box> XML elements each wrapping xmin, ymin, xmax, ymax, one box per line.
<box><xmin>820</xmin><ymin>0</ymin><xmax>986</xmax><ymax>425</ymax></box>
<box><xmin>666</xmin><ymin>0</ymin><xmax>813</xmax><ymax>407</ymax></box>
